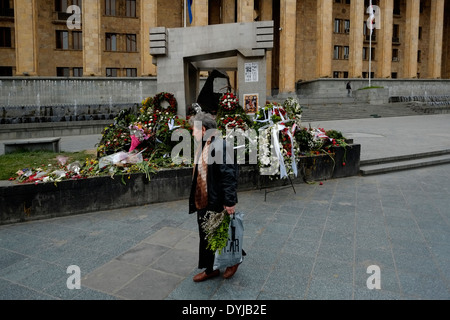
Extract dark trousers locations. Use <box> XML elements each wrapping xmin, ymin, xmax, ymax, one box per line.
<box><xmin>197</xmin><ymin>209</ymin><xmax>216</xmax><ymax>272</ymax></box>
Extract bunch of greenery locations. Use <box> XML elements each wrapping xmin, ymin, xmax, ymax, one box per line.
<box><xmin>201</xmin><ymin>210</ymin><xmax>231</xmax><ymax>254</ymax></box>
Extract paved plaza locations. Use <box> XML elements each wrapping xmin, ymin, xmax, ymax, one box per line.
<box><xmin>0</xmin><ymin>110</ymin><xmax>449</xmax><ymax>301</ymax></box>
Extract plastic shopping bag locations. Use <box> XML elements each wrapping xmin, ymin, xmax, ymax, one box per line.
<box><xmin>213</xmin><ymin>212</ymin><xmax>245</xmax><ymax>270</ymax></box>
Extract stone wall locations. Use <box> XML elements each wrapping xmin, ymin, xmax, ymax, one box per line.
<box><xmin>0</xmin><ymin>77</ymin><xmax>157</xmax><ymax>107</ymax></box>
<box><xmin>0</xmin><ymin>144</ymin><xmax>360</xmax><ymax>225</ymax></box>
<box><xmin>297</xmin><ymin>78</ymin><xmax>450</xmax><ymax>99</ymax></box>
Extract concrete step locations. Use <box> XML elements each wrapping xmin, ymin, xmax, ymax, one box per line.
<box><xmin>300</xmin><ymin>102</ymin><xmax>421</xmax><ymax>122</ymax></box>
<box><xmin>359</xmin><ymin>149</ymin><xmax>450</xmax><ymax>176</ymax></box>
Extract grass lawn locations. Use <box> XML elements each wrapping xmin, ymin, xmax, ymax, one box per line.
<box><xmin>0</xmin><ymin>150</ymin><xmax>95</xmax><ymax>181</ymax></box>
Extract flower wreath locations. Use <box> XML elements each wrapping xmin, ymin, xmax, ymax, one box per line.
<box><xmin>219</xmin><ymin>92</ymin><xmax>239</xmax><ymax>112</ymax></box>
<box><xmin>153</xmin><ymin>92</ymin><xmax>178</xmax><ymax>115</ymax></box>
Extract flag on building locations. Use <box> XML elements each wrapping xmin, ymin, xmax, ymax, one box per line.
<box><xmin>369</xmin><ymin>0</ymin><xmax>375</xmax><ymax>35</ymax></box>
<box><xmin>188</xmin><ymin>0</ymin><xmax>193</xmax><ymax>24</ymax></box>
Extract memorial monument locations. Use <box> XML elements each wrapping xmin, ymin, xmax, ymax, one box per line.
<box><xmin>150</xmin><ymin>21</ymin><xmax>274</xmax><ymax>117</ymax></box>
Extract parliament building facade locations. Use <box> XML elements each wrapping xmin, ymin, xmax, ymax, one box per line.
<box><xmin>1</xmin><ymin>0</ymin><xmax>449</xmax><ymax>95</ymax></box>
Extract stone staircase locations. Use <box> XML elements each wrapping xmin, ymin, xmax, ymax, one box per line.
<box><xmin>268</xmin><ymin>95</ymin><xmax>424</xmax><ymax>122</ymax></box>
<box><xmin>359</xmin><ymin>149</ymin><xmax>450</xmax><ymax>176</ymax></box>
<box><xmin>299</xmin><ymin>101</ymin><xmax>422</xmax><ymax>122</ymax></box>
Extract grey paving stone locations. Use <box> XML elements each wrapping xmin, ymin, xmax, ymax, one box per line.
<box><xmin>115</xmin><ymin>268</ymin><xmax>184</xmax><ymax>300</ymax></box>
<box><xmin>166</xmin><ymin>270</ymin><xmax>223</xmax><ymax>300</ymax></box>
<box><xmin>282</xmin><ymin>238</ymin><xmax>320</xmax><ymax>259</ymax></box>
<box><xmin>143</xmin><ymin>226</ymin><xmax>192</xmax><ymax>248</ymax></box>
<box><xmin>0</xmin><ymin>248</ymin><xmax>26</xmax><ymax>270</ymax></box>
<box><xmin>116</xmin><ymin>242</ymin><xmax>170</xmax><ymax>267</ymax></box>
<box><xmin>150</xmin><ymin>248</ymin><xmax>198</xmax><ymax>277</ymax></box>
<box><xmin>317</xmin><ymin>243</ymin><xmax>354</xmax><ymax>264</ymax></box>
<box><xmin>0</xmin><ymin>278</ymin><xmax>55</xmax><ymax>300</ymax></box>
<box><xmin>212</xmin><ymin>283</ymin><xmax>261</xmax><ymax>300</ymax></box>
<box><xmin>305</xmin><ymin>276</ymin><xmax>354</xmax><ymax>300</ymax></box>
<box><xmin>397</xmin><ymin>271</ymin><xmax>450</xmax><ymax>300</ymax></box>
<box><xmin>82</xmin><ymin>259</ymin><xmax>146</xmax><ymax>293</ymax></box>
<box><xmin>311</xmin><ymin>257</ymin><xmax>354</xmax><ymax>284</ymax></box>
<box><xmin>353</xmin><ymin>286</ymin><xmax>408</xmax><ymax>300</ymax></box>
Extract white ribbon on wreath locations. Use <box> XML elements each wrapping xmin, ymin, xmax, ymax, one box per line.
<box><xmin>271</xmin><ymin>122</ymin><xmax>297</xmax><ymax>179</ymax></box>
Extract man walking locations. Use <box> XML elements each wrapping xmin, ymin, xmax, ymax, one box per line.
<box><xmin>188</xmin><ymin>112</ymin><xmax>240</xmax><ymax>282</ymax></box>
<box><xmin>346</xmin><ymin>81</ymin><xmax>352</xmax><ymax>97</ymax></box>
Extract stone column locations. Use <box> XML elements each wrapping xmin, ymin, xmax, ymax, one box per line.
<box><xmin>237</xmin><ymin>0</ymin><xmax>254</xmax><ymax>22</ymax></box>
<box><xmin>141</xmin><ymin>0</ymin><xmax>157</xmax><ymax>76</ymax></box>
<box><xmin>83</xmin><ymin>0</ymin><xmax>102</xmax><ymax>76</ymax></box>
<box><xmin>192</xmin><ymin>0</ymin><xmax>208</xmax><ymax>26</ymax></box>
<box><xmin>349</xmin><ymin>0</ymin><xmax>365</xmax><ymax>78</ymax></box>
<box><xmin>428</xmin><ymin>0</ymin><xmax>445</xmax><ymax>79</ymax></box>
<box><xmin>316</xmin><ymin>0</ymin><xmax>333</xmax><ymax>78</ymax></box>
<box><xmin>14</xmin><ymin>0</ymin><xmax>38</xmax><ymax>75</ymax></box>
<box><xmin>261</xmin><ymin>0</ymin><xmax>273</xmax><ymax>95</ymax></box>
<box><xmin>378</xmin><ymin>0</ymin><xmax>393</xmax><ymax>78</ymax></box>
<box><xmin>222</xmin><ymin>0</ymin><xmax>236</xmax><ymax>23</ymax></box>
<box><xmin>279</xmin><ymin>0</ymin><xmax>297</xmax><ymax>95</ymax></box>
<box><xmin>404</xmin><ymin>0</ymin><xmax>420</xmax><ymax>78</ymax></box>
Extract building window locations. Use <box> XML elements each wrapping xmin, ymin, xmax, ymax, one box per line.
<box><xmin>106</xmin><ymin>68</ymin><xmax>119</xmax><ymax>77</ymax></box>
<box><xmin>392</xmin><ymin>49</ymin><xmax>399</xmax><ymax>62</ymax></box>
<box><xmin>56</xmin><ymin>30</ymin><xmax>69</xmax><ymax>50</ymax></box>
<box><xmin>344</xmin><ymin>20</ymin><xmax>350</xmax><ymax>34</ymax></box>
<box><xmin>417</xmin><ymin>50</ymin><xmax>421</xmax><ymax>63</ymax></box>
<box><xmin>334</xmin><ymin>19</ymin><xmax>341</xmax><ymax>33</ymax></box>
<box><xmin>57</xmin><ymin>67</ymin><xmax>70</xmax><ymax>77</ymax></box>
<box><xmin>55</xmin><ymin>0</ymin><xmax>68</xmax><ymax>12</ymax></box>
<box><xmin>0</xmin><ymin>0</ymin><xmax>14</xmax><ymax>17</ymax></box>
<box><xmin>393</xmin><ymin>0</ymin><xmax>401</xmax><ymax>15</ymax></box>
<box><xmin>106</xmin><ymin>33</ymin><xmax>117</xmax><ymax>51</ymax></box>
<box><xmin>126</xmin><ymin>0</ymin><xmax>136</xmax><ymax>17</ymax></box>
<box><xmin>105</xmin><ymin>0</ymin><xmax>116</xmax><ymax>16</ymax></box>
<box><xmin>126</xmin><ymin>68</ymin><xmax>137</xmax><ymax>77</ymax></box>
<box><xmin>333</xmin><ymin>46</ymin><xmax>341</xmax><ymax>60</ymax></box>
<box><xmin>344</xmin><ymin>46</ymin><xmax>349</xmax><ymax>60</ymax></box>
<box><xmin>0</xmin><ymin>66</ymin><xmax>13</xmax><ymax>76</ymax></box>
<box><xmin>334</xmin><ymin>46</ymin><xmax>341</xmax><ymax>60</ymax></box>
<box><xmin>73</xmin><ymin>31</ymin><xmax>82</xmax><ymax>50</ymax></box>
<box><xmin>393</xmin><ymin>24</ymin><xmax>400</xmax><ymax>43</ymax></box>
<box><xmin>391</xmin><ymin>72</ymin><xmax>398</xmax><ymax>79</ymax></box>
<box><xmin>418</xmin><ymin>27</ymin><xmax>422</xmax><ymax>40</ymax></box>
<box><xmin>73</xmin><ymin>67</ymin><xmax>83</xmax><ymax>77</ymax></box>
<box><xmin>126</xmin><ymin>34</ymin><xmax>137</xmax><ymax>52</ymax></box>
<box><xmin>0</xmin><ymin>27</ymin><xmax>11</xmax><ymax>47</ymax></box>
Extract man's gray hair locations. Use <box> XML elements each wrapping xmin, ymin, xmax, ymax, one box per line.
<box><xmin>189</xmin><ymin>111</ymin><xmax>217</xmax><ymax>130</ymax></box>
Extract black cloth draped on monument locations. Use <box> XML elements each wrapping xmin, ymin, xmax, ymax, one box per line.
<box><xmin>196</xmin><ymin>69</ymin><xmax>231</xmax><ymax>115</ymax></box>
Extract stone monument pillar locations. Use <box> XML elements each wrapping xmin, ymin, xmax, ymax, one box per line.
<box><xmin>150</xmin><ymin>21</ymin><xmax>274</xmax><ymax>117</ymax></box>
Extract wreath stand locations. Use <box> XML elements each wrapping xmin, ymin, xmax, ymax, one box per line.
<box><xmin>260</xmin><ymin>175</ymin><xmax>296</xmax><ymax>202</ymax></box>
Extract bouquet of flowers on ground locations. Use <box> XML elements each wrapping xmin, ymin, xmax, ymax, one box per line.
<box><xmin>129</xmin><ymin>124</ymin><xmax>152</xmax><ymax>152</ymax></box>
<box><xmin>201</xmin><ymin>210</ymin><xmax>231</xmax><ymax>254</ymax></box>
